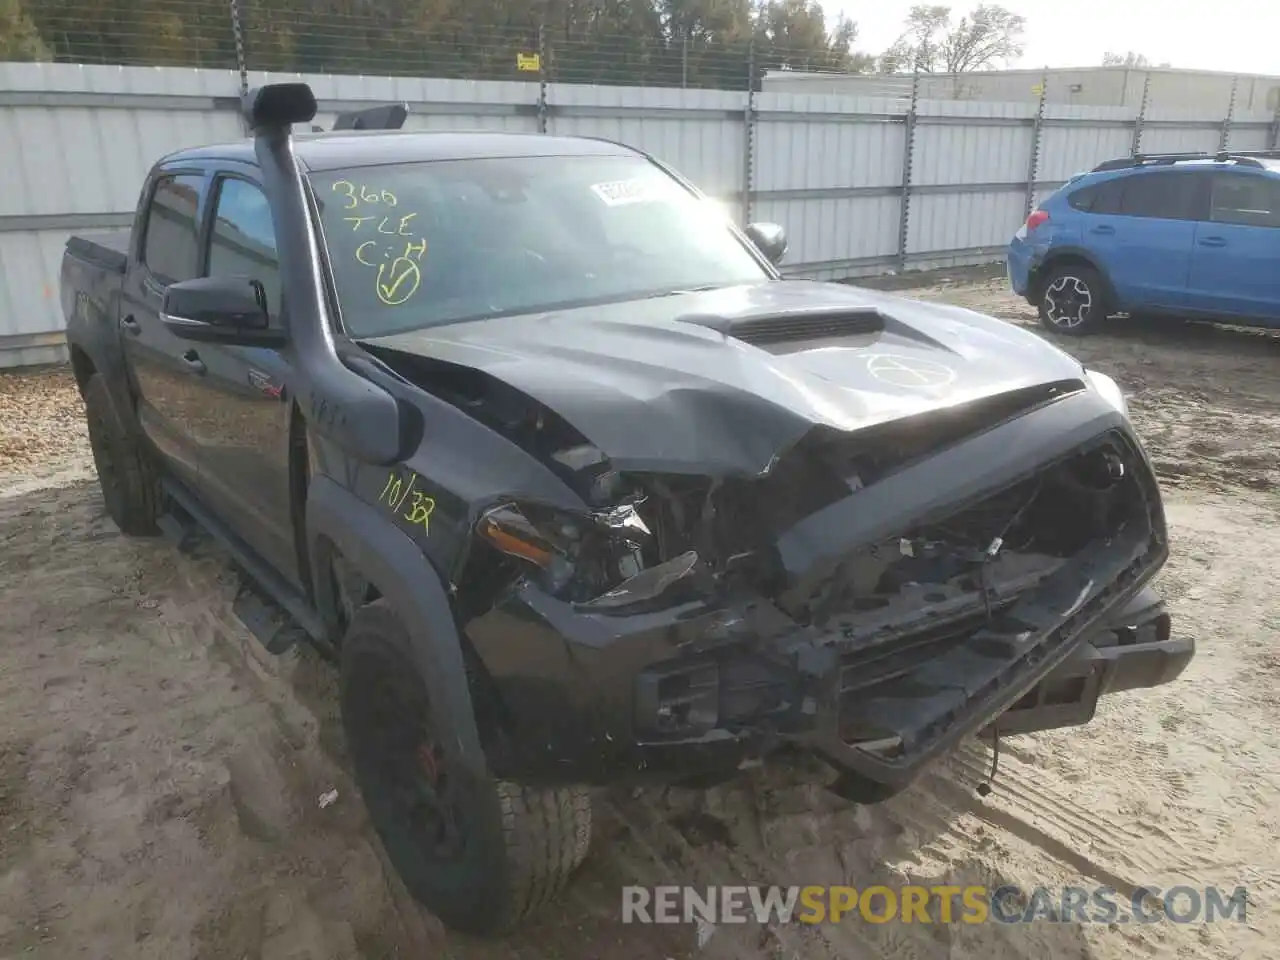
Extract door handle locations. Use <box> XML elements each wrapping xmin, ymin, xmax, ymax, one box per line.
<box><xmin>1089</xmin><ymin>224</ymin><xmax>1116</xmax><ymax>235</ymax></box>
<box><xmin>1198</xmin><ymin>236</ymin><xmax>1227</xmax><ymax>247</ymax></box>
<box><xmin>120</xmin><ymin>315</ymin><xmax>141</xmax><ymax>336</ymax></box>
<box><xmin>181</xmin><ymin>350</ymin><xmax>207</xmax><ymax>375</ymax></box>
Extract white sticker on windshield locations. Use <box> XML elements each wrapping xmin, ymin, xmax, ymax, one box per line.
<box><xmin>590</xmin><ymin>178</ymin><xmax>670</xmax><ymax>206</ymax></box>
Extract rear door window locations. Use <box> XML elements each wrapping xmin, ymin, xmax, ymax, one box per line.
<box><xmin>1068</xmin><ymin>179</ymin><xmax>1124</xmax><ymax>214</ymax></box>
<box><xmin>1209</xmin><ymin>174</ymin><xmax>1280</xmax><ymax>227</ymax></box>
<box><xmin>1117</xmin><ymin>172</ymin><xmax>1204</xmax><ymax>220</ymax></box>
<box><xmin>141</xmin><ymin>174</ymin><xmax>205</xmax><ymax>284</ymax></box>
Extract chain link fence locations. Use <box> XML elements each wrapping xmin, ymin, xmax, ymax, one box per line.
<box><xmin>10</xmin><ymin>0</ymin><xmax>1278</xmax><ymax>140</ymax></box>
<box><xmin>10</xmin><ymin>0</ymin><xmax>1279</xmax><ymax>126</ymax></box>
<box><xmin>10</xmin><ymin>0</ymin><xmax>876</xmax><ymax>91</ymax></box>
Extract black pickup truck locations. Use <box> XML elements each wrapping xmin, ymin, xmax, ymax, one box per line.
<box><xmin>62</xmin><ymin>82</ymin><xmax>1194</xmax><ymax>935</ymax></box>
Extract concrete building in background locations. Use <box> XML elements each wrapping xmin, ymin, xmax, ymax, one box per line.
<box><xmin>762</xmin><ymin>66</ymin><xmax>1280</xmax><ymax>119</ymax></box>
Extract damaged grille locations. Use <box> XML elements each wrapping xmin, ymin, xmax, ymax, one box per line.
<box><xmin>838</xmin><ymin>614</ymin><xmax>989</xmax><ymax>696</ymax></box>
<box><xmin>634</xmin><ymin>380</ymin><xmax>1093</xmax><ymax>608</ymax></box>
<box><xmin>773</xmin><ymin>426</ymin><xmax>1123</xmax><ymax>631</ymax></box>
<box><xmin>820</xmin><ymin>429</ymin><xmax>1164</xmax><ymax>756</ymax></box>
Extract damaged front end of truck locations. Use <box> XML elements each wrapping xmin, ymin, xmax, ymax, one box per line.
<box><xmin>362</xmin><ymin>302</ymin><xmax>1180</xmax><ymax>799</ymax></box>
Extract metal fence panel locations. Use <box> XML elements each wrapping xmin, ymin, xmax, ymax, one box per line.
<box><xmin>1225</xmin><ymin>125</ymin><xmax>1271</xmax><ymax>151</ymax></box>
<box><xmin>1140</xmin><ymin>105</ymin><xmax>1227</xmax><ymax>155</ymax></box>
<box><xmin>912</xmin><ymin>100</ymin><xmax>1037</xmax><ymax>186</ymax></box>
<box><xmin>764</xmin><ymin>195</ymin><xmax>901</xmax><ymax>274</ymax></box>
<box><xmin>0</xmin><ymin>58</ymin><xmax>1259</xmax><ymax>368</ymax></box>
<box><xmin>0</xmin><ymin>63</ymin><xmax>249</xmax><ymax>364</ymax></box>
<box><xmin>909</xmin><ymin>190</ymin><xmax>1027</xmax><ymax>258</ymax></box>
<box><xmin>0</xmin><ymin>231</ymin><xmax>72</xmax><ymax>361</ymax></box>
<box><xmin>1038</xmin><ymin>105</ymin><xmax>1135</xmax><ymax>182</ymax></box>
<box><xmin>550</xmin><ymin>83</ymin><xmax>745</xmax><ymax>210</ymax></box>
<box><xmin>753</xmin><ymin>92</ymin><xmax>907</xmax><ymax>191</ymax></box>
<box><xmin>752</xmin><ymin>91</ymin><xmax>906</xmax><ymax>273</ymax></box>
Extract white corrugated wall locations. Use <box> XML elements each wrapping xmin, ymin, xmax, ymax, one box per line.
<box><xmin>0</xmin><ymin>61</ymin><xmax>1267</xmax><ymax>368</ymax></box>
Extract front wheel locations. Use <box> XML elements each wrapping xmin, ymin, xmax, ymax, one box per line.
<box><xmin>1037</xmin><ymin>264</ymin><xmax>1110</xmax><ymax>336</ymax></box>
<box><xmin>339</xmin><ymin>600</ymin><xmax>592</xmax><ymax>936</ymax></box>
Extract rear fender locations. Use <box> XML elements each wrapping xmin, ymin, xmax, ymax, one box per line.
<box><xmin>63</xmin><ymin>267</ymin><xmax>137</xmax><ymax>435</ymax></box>
<box><xmin>305</xmin><ymin>474</ymin><xmax>487</xmax><ymax>777</ymax></box>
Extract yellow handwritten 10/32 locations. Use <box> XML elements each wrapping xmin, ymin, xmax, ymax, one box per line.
<box><xmin>331</xmin><ymin>180</ymin><xmax>428</xmax><ymax>307</ymax></box>
<box><xmin>378</xmin><ymin>469</ymin><xmax>435</xmax><ymax>534</ymax></box>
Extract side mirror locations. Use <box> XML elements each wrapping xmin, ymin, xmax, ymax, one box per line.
<box><xmin>744</xmin><ymin>222</ymin><xmax>788</xmax><ymax>266</ymax></box>
<box><xmin>161</xmin><ymin>277</ymin><xmax>285</xmax><ymax>347</ymax></box>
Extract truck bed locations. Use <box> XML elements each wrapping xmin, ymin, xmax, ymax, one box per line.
<box><xmin>61</xmin><ymin>231</ymin><xmax>130</xmax><ymax>334</ymax></box>
<box><xmin>66</xmin><ymin>231</ymin><xmax>130</xmax><ymax>275</ymax></box>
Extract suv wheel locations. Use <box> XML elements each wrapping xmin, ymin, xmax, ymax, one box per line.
<box><xmin>340</xmin><ymin>600</ymin><xmax>592</xmax><ymax>936</ymax></box>
<box><xmin>1038</xmin><ymin>263</ymin><xmax>1109</xmax><ymax>336</ymax></box>
<box><xmin>83</xmin><ymin>373</ymin><xmax>161</xmax><ymax>536</ymax></box>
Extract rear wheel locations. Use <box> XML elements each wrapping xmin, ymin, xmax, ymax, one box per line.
<box><xmin>1037</xmin><ymin>263</ymin><xmax>1110</xmax><ymax>336</ymax></box>
<box><xmin>83</xmin><ymin>373</ymin><xmax>161</xmax><ymax>536</ymax></box>
<box><xmin>339</xmin><ymin>600</ymin><xmax>592</xmax><ymax>936</ymax></box>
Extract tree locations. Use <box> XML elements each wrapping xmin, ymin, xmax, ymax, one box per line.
<box><xmin>1102</xmin><ymin>51</ymin><xmax>1148</xmax><ymax>67</ymax></box>
<box><xmin>657</xmin><ymin>0</ymin><xmax>754</xmax><ymax>88</ymax></box>
<box><xmin>878</xmin><ymin>4</ymin><xmax>948</xmax><ymax>73</ymax></box>
<box><xmin>1</xmin><ymin>0</ymin><xmax>869</xmax><ymax>89</ymax></box>
<box><xmin>0</xmin><ymin>0</ymin><xmax>47</xmax><ymax>59</ymax></box>
<box><xmin>879</xmin><ymin>4</ymin><xmax>1025</xmax><ymax>74</ymax></box>
<box><xmin>1102</xmin><ymin>50</ymin><xmax>1170</xmax><ymax>68</ymax></box>
<box><xmin>754</xmin><ymin>0</ymin><xmax>874</xmax><ymax>75</ymax></box>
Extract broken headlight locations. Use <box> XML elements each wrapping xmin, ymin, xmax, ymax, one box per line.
<box><xmin>477</xmin><ymin>500</ymin><xmax>698</xmax><ymax>607</ymax></box>
<box><xmin>1085</xmin><ymin>369</ymin><xmax>1129</xmax><ymax>418</ymax></box>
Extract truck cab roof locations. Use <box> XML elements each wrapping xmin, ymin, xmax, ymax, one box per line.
<box><xmin>160</xmin><ymin>130</ymin><xmax>639</xmax><ymax>173</ymax></box>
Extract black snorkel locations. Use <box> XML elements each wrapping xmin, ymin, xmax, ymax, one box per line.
<box><xmin>242</xmin><ymin>82</ymin><xmax>411</xmax><ymax>466</ymax></box>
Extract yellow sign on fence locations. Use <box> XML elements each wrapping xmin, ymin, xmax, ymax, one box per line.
<box><xmin>517</xmin><ymin>53</ymin><xmax>541</xmax><ymax>73</ymax></box>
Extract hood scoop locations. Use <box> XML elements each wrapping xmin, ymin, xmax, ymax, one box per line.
<box><xmin>680</xmin><ymin>307</ymin><xmax>886</xmax><ymax>347</ymax></box>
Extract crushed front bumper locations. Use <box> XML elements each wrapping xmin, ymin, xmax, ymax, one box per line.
<box><xmin>472</xmin><ymin>575</ymin><xmax>1190</xmax><ymax>793</ymax></box>
<box><xmin>466</xmin><ymin>393</ymin><xmax>1184</xmax><ymax>794</ymax></box>
<box><xmin>992</xmin><ymin>585</ymin><xmax>1194</xmax><ymax>735</ymax></box>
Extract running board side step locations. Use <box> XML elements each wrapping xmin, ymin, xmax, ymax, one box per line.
<box><xmin>159</xmin><ymin>478</ymin><xmax>329</xmax><ymax>654</ymax></box>
<box><xmin>157</xmin><ymin>510</ymin><xmax>199</xmax><ymax>552</ymax></box>
<box><xmin>232</xmin><ymin>583</ymin><xmax>309</xmax><ymax>655</ymax></box>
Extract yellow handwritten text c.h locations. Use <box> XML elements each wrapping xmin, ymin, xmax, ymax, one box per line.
<box><xmin>401</xmin><ymin>237</ymin><xmax>427</xmax><ymax>261</ymax></box>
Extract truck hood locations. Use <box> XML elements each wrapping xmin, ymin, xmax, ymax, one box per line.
<box><xmin>366</xmin><ymin>280</ymin><xmax>1086</xmax><ymax>475</ymax></box>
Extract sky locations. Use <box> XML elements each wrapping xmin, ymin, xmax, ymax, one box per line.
<box><xmin>828</xmin><ymin>0</ymin><xmax>1279</xmax><ymax>75</ymax></box>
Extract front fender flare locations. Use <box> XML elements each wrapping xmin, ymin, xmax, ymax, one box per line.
<box><xmin>305</xmin><ymin>474</ymin><xmax>487</xmax><ymax>777</ymax></box>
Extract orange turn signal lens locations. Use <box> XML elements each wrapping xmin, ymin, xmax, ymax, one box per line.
<box><xmin>477</xmin><ymin>506</ymin><xmax>558</xmax><ymax>568</ymax></box>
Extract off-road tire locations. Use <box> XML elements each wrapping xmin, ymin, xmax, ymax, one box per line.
<box><xmin>339</xmin><ymin>600</ymin><xmax>592</xmax><ymax>936</ymax></box>
<box><xmin>83</xmin><ymin>373</ymin><xmax>161</xmax><ymax>536</ymax></box>
<box><xmin>1037</xmin><ymin>262</ymin><xmax>1110</xmax><ymax>336</ymax></box>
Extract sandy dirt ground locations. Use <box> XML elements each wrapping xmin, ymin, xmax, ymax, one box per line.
<box><xmin>1</xmin><ymin>270</ymin><xmax>1277</xmax><ymax>959</ymax></box>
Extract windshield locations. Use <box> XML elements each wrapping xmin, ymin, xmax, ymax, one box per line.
<box><xmin>310</xmin><ymin>155</ymin><xmax>769</xmax><ymax>337</ymax></box>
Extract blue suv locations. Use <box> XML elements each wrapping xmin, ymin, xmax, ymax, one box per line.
<box><xmin>1007</xmin><ymin>151</ymin><xmax>1280</xmax><ymax>335</ymax></box>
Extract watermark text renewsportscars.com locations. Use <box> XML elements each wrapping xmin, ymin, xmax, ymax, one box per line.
<box><xmin>621</xmin><ymin>884</ymin><xmax>1249</xmax><ymax>925</ymax></box>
